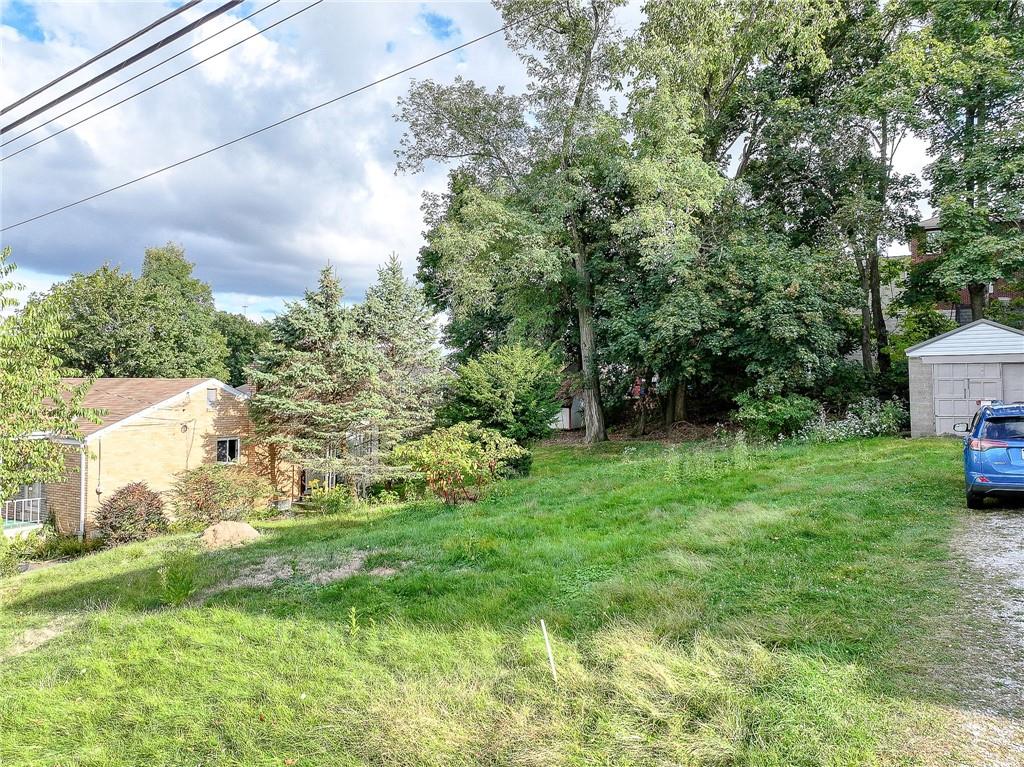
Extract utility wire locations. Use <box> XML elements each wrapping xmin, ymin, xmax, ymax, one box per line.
<box><xmin>1</xmin><ymin>0</ymin><xmax>285</xmax><ymax>153</ymax></box>
<box><xmin>1</xmin><ymin>0</ymin><xmax>243</xmax><ymax>136</ymax></box>
<box><xmin>3</xmin><ymin>0</ymin><xmax>316</xmax><ymax>159</ymax></box>
<box><xmin>2</xmin><ymin>0</ymin><xmax>205</xmax><ymax>116</ymax></box>
<box><xmin>1</xmin><ymin>13</ymin><xmax>540</xmax><ymax>233</ymax></box>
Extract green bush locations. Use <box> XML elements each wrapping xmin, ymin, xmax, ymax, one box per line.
<box><xmin>395</xmin><ymin>421</ymin><xmax>529</xmax><ymax>504</ymax></box>
<box><xmin>0</xmin><ymin>537</ymin><xmax>18</xmax><ymax>578</ymax></box>
<box><xmin>735</xmin><ymin>393</ymin><xmax>819</xmax><ymax>440</ymax></box>
<box><xmin>94</xmin><ymin>482</ymin><xmax>168</xmax><ymax>546</ymax></box>
<box><xmin>305</xmin><ymin>481</ymin><xmax>352</xmax><ymax>514</ymax></box>
<box><xmin>172</xmin><ymin>464</ymin><xmax>273</xmax><ymax>527</ymax></box>
<box><xmin>443</xmin><ymin>344</ymin><xmax>562</xmax><ymax>445</ymax></box>
<box><xmin>798</xmin><ymin>397</ymin><xmax>909</xmax><ymax>443</ymax></box>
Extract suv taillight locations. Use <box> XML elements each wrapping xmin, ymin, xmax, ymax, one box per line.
<box><xmin>968</xmin><ymin>438</ymin><xmax>1009</xmax><ymax>451</ymax></box>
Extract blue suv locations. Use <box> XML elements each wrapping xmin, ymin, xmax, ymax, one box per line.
<box><xmin>957</xmin><ymin>402</ymin><xmax>1024</xmax><ymax>508</ymax></box>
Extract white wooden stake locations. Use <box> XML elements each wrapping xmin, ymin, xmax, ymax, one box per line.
<box><xmin>540</xmin><ymin>619</ymin><xmax>557</xmax><ymax>682</ymax></box>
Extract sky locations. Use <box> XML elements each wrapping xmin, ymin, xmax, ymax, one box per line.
<box><xmin>0</xmin><ymin>0</ymin><xmax>932</xmax><ymax>320</ymax></box>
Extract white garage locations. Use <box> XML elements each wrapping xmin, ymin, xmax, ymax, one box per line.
<box><xmin>906</xmin><ymin>319</ymin><xmax>1024</xmax><ymax>437</ymax></box>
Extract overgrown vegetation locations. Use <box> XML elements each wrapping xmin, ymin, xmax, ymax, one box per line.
<box><xmin>442</xmin><ymin>344</ymin><xmax>562</xmax><ymax>445</ymax></box>
<box><xmin>171</xmin><ymin>464</ymin><xmax>273</xmax><ymax>527</ymax></box>
<box><xmin>0</xmin><ymin>439</ymin><xmax>971</xmax><ymax>764</ymax></box>
<box><xmin>396</xmin><ymin>421</ymin><xmax>530</xmax><ymax>503</ymax></box>
<box><xmin>93</xmin><ymin>482</ymin><xmax>168</xmax><ymax>546</ymax></box>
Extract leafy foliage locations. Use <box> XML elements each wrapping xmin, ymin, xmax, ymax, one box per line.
<box><xmin>395</xmin><ymin>422</ymin><xmax>529</xmax><ymax>504</ymax></box>
<box><xmin>30</xmin><ymin>244</ymin><xmax>229</xmax><ymax>379</ymax></box>
<box><xmin>171</xmin><ymin>464</ymin><xmax>272</xmax><ymax>527</ymax></box>
<box><xmin>734</xmin><ymin>393</ymin><xmax>820</xmax><ymax>441</ymax></box>
<box><xmin>0</xmin><ymin>248</ymin><xmax>98</xmax><ymax>500</ymax></box>
<box><xmin>798</xmin><ymin>397</ymin><xmax>908</xmax><ymax>443</ymax></box>
<box><xmin>214</xmin><ymin>311</ymin><xmax>270</xmax><ymax>387</ymax></box>
<box><xmin>93</xmin><ymin>482</ymin><xmax>168</xmax><ymax>547</ymax></box>
<box><xmin>443</xmin><ymin>344</ymin><xmax>561</xmax><ymax>445</ymax></box>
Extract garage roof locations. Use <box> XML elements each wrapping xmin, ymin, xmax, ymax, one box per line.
<box><xmin>905</xmin><ymin>319</ymin><xmax>1024</xmax><ymax>357</ymax></box>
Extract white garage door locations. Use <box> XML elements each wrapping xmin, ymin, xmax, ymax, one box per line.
<box><xmin>1004</xmin><ymin>363</ymin><xmax>1024</xmax><ymax>403</ymax></box>
<box><xmin>933</xmin><ymin>363</ymin><xmax>1002</xmax><ymax>435</ymax></box>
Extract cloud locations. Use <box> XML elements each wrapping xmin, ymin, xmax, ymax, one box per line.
<box><xmin>0</xmin><ymin>0</ymin><xmax>518</xmax><ymax>308</ymax></box>
<box><xmin>0</xmin><ymin>0</ymin><xmax>43</xmax><ymax>42</ymax></box>
<box><xmin>0</xmin><ymin>0</ymin><xmax>933</xmax><ymax>314</ymax></box>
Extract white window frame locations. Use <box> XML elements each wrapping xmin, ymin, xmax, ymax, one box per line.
<box><xmin>216</xmin><ymin>436</ymin><xmax>241</xmax><ymax>464</ymax></box>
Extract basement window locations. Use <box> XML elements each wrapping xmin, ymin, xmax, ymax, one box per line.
<box><xmin>216</xmin><ymin>437</ymin><xmax>240</xmax><ymax>463</ymax></box>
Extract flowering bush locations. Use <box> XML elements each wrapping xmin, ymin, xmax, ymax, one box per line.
<box><xmin>797</xmin><ymin>397</ymin><xmax>908</xmax><ymax>443</ymax></box>
<box><xmin>94</xmin><ymin>482</ymin><xmax>168</xmax><ymax>546</ymax></box>
<box><xmin>395</xmin><ymin>421</ymin><xmax>529</xmax><ymax>504</ymax></box>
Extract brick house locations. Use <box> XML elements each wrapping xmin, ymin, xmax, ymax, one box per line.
<box><xmin>910</xmin><ymin>214</ymin><xmax>1022</xmax><ymax>324</ymax></box>
<box><xmin>3</xmin><ymin>378</ymin><xmax>300</xmax><ymax>538</ymax></box>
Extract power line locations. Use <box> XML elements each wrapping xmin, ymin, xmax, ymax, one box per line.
<box><xmin>1</xmin><ymin>0</ymin><xmax>285</xmax><ymax>153</ymax></box>
<box><xmin>1</xmin><ymin>14</ymin><xmax>539</xmax><ymax>233</ymax></box>
<box><xmin>3</xmin><ymin>0</ymin><xmax>319</xmax><ymax>160</ymax></box>
<box><xmin>1</xmin><ymin>0</ymin><xmax>244</xmax><ymax>136</ymax></box>
<box><xmin>2</xmin><ymin>0</ymin><xmax>205</xmax><ymax>116</ymax></box>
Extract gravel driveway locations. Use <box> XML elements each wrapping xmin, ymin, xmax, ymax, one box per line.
<box><xmin>943</xmin><ymin>506</ymin><xmax>1024</xmax><ymax>765</ymax></box>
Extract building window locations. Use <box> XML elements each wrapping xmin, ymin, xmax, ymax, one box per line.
<box><xmin>217</xmin><ymin>437</ymin><xmax>240</xmax><ymax>463</ymax></box>
<box><xmin>207</xmin><ymin>388</ymin><xmax>218</xmax><ymax>408</ymax></box>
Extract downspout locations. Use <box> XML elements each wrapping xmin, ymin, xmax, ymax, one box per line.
<box><xmin>79</xmin><ymin>447</ymin><xmax>87</xmax><ymax>541</ymax></box>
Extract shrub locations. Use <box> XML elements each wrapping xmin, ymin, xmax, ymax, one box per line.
<box><xmin>172</xmin><ymin>464</ymin><xmax>273</xmax><ymax>526</ymax></box>
<box><xmin>443</xmin><ymin>344</ymin><xmax>562</xmax><ymax>445</ymax></box>
<box><xmin>305</xmin><ymin>481</ymin><xmax>352</xmax><ymax>515</ymax></box>
<box><xmin>734</xmin><ymin>393</ymin><xmax>819</xmax><ymax>440</ymax></box>
<box><xmin>158</xmin><ymin>549</ymin><xmax>200</xmax><ymax>606</ymax></box>
<box><xmin>395</xmin><ymin>421</ymin><xmax>529</xmax><ymax>504</ymax></box>
<box><xmin>93</xmin><ymin>482</ymin><xmax>168</xmax><ymax>546</ymax></box>
<box><xmin>797</xmin><ymin>397</ymin><xmax>908</xmax><ymax>443</ymax></box>
<box><xmin>0</xmin><ymin>537</ymin><xmax>18</xmax><ymax>578</ymax></box>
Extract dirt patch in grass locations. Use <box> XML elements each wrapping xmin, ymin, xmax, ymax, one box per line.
<box><xmin>2</xmin><ymin>617</ymin><xmax>73</xmax><ymax>660</ymax></box>
<box><xmin>207</xmin><ymin>550</ymin><xmax>404</xmax><ymax>594</ymax></box>
<box><xmin>943</xmin><ymin>707</ymin><xmax>1024</xmax><ymax>767</ymax></box>
<box><xmin>298</xmin><ymin>550</ymin><xmax>369</xmax><ymax>585</ymax></box>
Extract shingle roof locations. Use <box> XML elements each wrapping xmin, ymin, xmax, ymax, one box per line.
<box><xmin>64</xmin><ymin>378</ymin><xmax>215</xmax><ymax>437</ymax></box>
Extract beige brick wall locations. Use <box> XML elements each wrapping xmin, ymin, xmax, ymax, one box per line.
<box><xmin>45</xmin><ymin>445</ymin><xmax>84</xmax><ymax>536</ymax></box>
<box><xmin>80</xmin><ymin>387</ymin><xmax>299</xmax><ymax>534</ymax></box>
<box><xmin>909</xmin><ymin>357</ymin><xmax>935</xmax><ymax>438</ymax></box>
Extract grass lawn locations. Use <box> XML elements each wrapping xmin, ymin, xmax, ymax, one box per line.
<box><xmin>0</xmin><ymin>438</ymin><xmax>971</xmax><ymax>766</ymax></box>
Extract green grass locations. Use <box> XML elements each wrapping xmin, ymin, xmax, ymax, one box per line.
<box><xmin>0</xmin><ymin>438</ymin><xmax>968</xmax><ymax>766</ymax></box>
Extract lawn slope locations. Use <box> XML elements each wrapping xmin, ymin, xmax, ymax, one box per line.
<box><xmin>0</xmin><ymin>438</ymin><xmax>965</xmax><ymax>766</ymax></box>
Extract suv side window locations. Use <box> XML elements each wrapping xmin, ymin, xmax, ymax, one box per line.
<box><xmin>970</xmin><ymin>411</ymin><xmax>982</xmax><ymax>435</ymax></box>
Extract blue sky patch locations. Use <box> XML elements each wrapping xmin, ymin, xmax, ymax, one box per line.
<box><xmin>2</xmin><ymin>0</ymin><xmax>44</xmax><ymax>42</ymax></box>
<box><xmin>385</xmin><ymin>40</ymin><xmax>396</xmax><ymax>53</ymax></box>
<box><xmin>418</xmin><ymin>9</ymin><xmax>458</xmax><ymax>41</ymax></box>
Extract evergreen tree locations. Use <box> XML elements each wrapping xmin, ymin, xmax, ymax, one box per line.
<box><xmin>354</xmin><ymin>255</ymin><xmax>444</xmax><ymax>459</ymax></box>
<box><xmin>248</xmin><ymin>267</ymin><xmax>379</xmax><ymax>491</ymax></box>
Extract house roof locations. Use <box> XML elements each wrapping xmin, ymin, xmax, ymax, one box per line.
<box><xmin>904</xmin><ymin>319</ymin><xmax>1024</xmax><ymax>357</ymax></box>
<box><xmin>63</xmin><ymin>378</ymin><xmax>240</xmax><ymax>441</ymax></box>
<box><xmin>919</xmin><ymin>214</ymin><xmax>941</xmax><ymax>231</ymax></box>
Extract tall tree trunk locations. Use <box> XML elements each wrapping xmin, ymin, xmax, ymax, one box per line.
<box><xmin>871</xmin><ymin>114</ymin><xmax>892</xmax><ymax>374</ymax></box>
<box><xmin>576</xmin><ymin>298</ymin><xmax>607</xmax><ymax>443</ymax></box>
<box><xmin>969</xmin><ymin>283</ymin><xmax>987</xmax><ymax>321</ymax></box>
<box><xmin>560</xmin><ymin>12</ymin><xmax>606</xmax><ymax>444</ymax></box>
<box><xmin>662</xmin><ymin>382</ymin><xmax>687</xmax><ymax>427</ymax></box>
<box><xmin>868</xmin><ymin>254</ymin><xmax>890</xmax><ymax>373</ymax></box>
<box><xmin>854</xmin><ymin>252</ymin><xmax>874</xmax><ymax>372</ymax></box>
